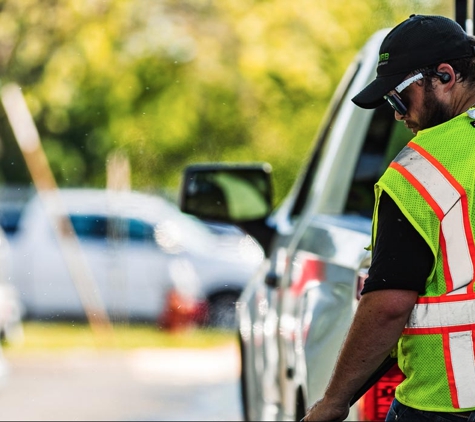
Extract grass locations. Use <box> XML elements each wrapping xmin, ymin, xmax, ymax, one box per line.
<box><xmin>2</xmin><ymin>320</ymin><xmax>238</xmax><ymax>355</ymax></box>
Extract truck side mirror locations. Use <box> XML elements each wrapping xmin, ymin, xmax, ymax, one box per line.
<box><xmin>180</xmin><ymin>163</ymin><xmax>273</xmax><ymax>222</ymax></box>
<box><xmin>179</xmin><ymin>162</ymin><xmax>275</xmax><ymax>254</ymax></box>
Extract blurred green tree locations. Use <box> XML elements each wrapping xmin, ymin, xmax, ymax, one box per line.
<box><xmin>0</xmin><ymin>0</ymin><xmax>450</xmax><ymax>204</ymax></box>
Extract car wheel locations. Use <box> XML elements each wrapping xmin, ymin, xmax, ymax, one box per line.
<box><xmin>207</xmin><ymin>292</ymin><xmax>240</xmax><ymax>329</ymax></box>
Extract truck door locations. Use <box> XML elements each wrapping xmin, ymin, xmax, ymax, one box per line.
<box><xmin>277</xmin><ymin>100</ymin><xmax>413</xmax><ymax>420</ymax></box>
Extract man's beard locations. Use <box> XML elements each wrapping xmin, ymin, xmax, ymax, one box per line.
<box><xmin>419</xmin><ymin>89</ymin><xmax>453</xmax><ymax>131</ymax></box>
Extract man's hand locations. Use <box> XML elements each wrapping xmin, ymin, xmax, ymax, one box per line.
<box><xmin>303</xmin><ymin>397</ymin><xmax>349</xmax><ymax>421</ymax></box>
<box><xmin>302</xmin><ymin>289</ymin><xmax>418</xmax><ymax>422</ymax></box>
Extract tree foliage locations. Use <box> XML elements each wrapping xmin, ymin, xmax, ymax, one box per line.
<box><xmin>0</xmin><ymin>0</ymin><xmax>450</xmax><ymax>204</ymax></box>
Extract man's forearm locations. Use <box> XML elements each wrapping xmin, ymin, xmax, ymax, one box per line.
<box><xmin>321</xmin><ymin>289</ymin><xmax>418</xmax><ymax>406</ymax></box>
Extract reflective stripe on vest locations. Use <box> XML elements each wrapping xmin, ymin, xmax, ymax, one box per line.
<box><xmin>390</xmin><ymin>142</ymin><xmax>475</xmax><ymax>294</ymax></box>
<box><xmin>403</xmin><ymin>294</ymin><xmax>475</xmax><ymax>408</ymax></box>
<box><xmin>390</xmin><ymin>141</ymin><xmax>475</xmax><ymax>409</ymax></box>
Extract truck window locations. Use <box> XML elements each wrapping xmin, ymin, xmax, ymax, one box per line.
<box><xmin>344</xmin><ymin>102</ymin><xmax>413</xmax><ymax>217</ymax></box>
<box><xmin>289</xmin><ymin>62</ymin><xmax>361</xmax><ymax>219</ymax></box>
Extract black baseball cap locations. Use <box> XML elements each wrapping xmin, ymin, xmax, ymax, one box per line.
<box><xmin>352</xmin><ymin>15</ymin><xmax>475</xmax><ymax>109</ymax></box>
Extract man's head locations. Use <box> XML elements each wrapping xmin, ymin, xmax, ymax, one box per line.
<box><xmin>352</xmin><ymin>15</ymin><xmax>475</xmax><ymax>120</ymax></box>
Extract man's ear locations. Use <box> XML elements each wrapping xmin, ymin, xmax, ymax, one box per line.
<box><xmin>436</xmin><ymin>63</ymin><xmax>456</xmax><ymax>90</ymax></box>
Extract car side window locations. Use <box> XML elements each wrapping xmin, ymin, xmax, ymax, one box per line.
<box><xmin>289</xmin><ymin>62</ymin><xmax>360</xmax><ymax>219</ymax></box>
<box><xmin>127</xmin><ymin>218</ymin><xmax>155</xmax><ymax>242</ymax></box>
<box><xmin>0</xmin><ymin>208</ymin><xmax>23</xmax><ymax>235</ymax></box>
<box><xmin>69</xmin><ymin>215</ymin><xmax>108</xmax><ymax>239</ymax></box>
<box><xmin>344</xmin><ymin>102</ymin><xmax>413</xmax><ymax>217</ymax></box>
<box><xmin>69</xmin><ymin>214</ymin><xmax>155</xmax><ymax>243</ymax></box>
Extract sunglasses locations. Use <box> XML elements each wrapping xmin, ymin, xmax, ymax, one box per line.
<box><xmin>384</xmin><ymin>72</ymin><xmax>424</xmax><ymax>115</ymax></box>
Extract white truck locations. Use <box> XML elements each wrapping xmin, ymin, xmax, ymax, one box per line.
<box><xmin>180</xmin><ymin>27</ymin><xmax>408</xmax><ymax>421</ymax></box>
<box><xmin>179</xmin><ymin>9</ymin><xmax>472</xmax><ymax>421</ymax></box>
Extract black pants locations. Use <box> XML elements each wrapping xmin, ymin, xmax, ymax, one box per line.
<box><xmin>386</xmin><ymin>399</ymin><xmax>475</xmax><ymax>422</ymax></box>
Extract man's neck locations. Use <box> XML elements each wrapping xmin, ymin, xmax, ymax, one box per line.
<box><xmin>451</xmin><ymin>85</ymin><xmax>475</xmax><ymax>116</ymax></box>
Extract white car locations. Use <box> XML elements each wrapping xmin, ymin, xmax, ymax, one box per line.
<box><xmin>0</xmin><ymin>226</ymin><xmax>24</xmax><ymax>344</ymax></box>
<box><xmin>8</xmin><ymin>188</ymin><xmax>263</xmax><ymax>327</ymax></box>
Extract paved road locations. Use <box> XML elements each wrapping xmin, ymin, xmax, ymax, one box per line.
<box><xmin>0</xmin><ymin>343</ymin><xmax>243</xmax><ymax>421</ymax></box>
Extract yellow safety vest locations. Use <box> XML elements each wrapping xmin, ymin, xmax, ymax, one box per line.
<box><xmin>374</xmin><ymin>110</ymin><xmax>475</xmax><ymax>412</ymax></box>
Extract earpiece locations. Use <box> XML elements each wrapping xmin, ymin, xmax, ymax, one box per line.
<box><xmin>434</xmin><ymin>71</ymin><xmax>451</xmax><ymax>84</ymax></box>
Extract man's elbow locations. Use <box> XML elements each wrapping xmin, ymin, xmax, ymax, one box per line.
<box><xmin>359</xmin><ymin>289</ymin><xmax>419</xmax><ymax>321</ymax></box>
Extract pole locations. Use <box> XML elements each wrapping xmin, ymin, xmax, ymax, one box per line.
<box><xmin>1</xmin><ymin>83</ymin><xmax>114</xmax><ymax>346</ymax></box>
<box><xmin>469</xmin><ymin>0</ymin><xmax>474</xmax><ymax>35</ymax></box>
<box><xmin>106</xmin><ymin>150</ymin><xmax>131</xmax><ymax>324</ymax></box>
<box><xmin>455</xmin><ymin>0</ymin><xmax>474</xmax><ymax>35</ymax></box>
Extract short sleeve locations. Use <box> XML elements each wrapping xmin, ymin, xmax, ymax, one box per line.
<box><xmin>361</xmin><ymin>191</ymin><xmax>433</xmax><ymax>295</ymax></box>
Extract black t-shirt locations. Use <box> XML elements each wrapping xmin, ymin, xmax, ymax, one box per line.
<box><xmin>361</xmin><ymin>191</ymin><xmax>433</xmax><ymax>295</ymax></box>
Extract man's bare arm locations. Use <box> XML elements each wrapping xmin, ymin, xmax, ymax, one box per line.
<box><xmin>304</xmin><ymin>288</ymin><xmax>418</xmax><ymax>422</ymax></box>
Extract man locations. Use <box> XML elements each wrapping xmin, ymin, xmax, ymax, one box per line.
<box><xmin>304</xmin><ymin>14</ymin><xmax>475</xmax><ymax>422</ymax></box>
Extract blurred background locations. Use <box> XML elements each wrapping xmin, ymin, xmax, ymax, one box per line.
<box><xmin>0</xmin><ymin>0</ymin><xmax>453</xmax><ymax>420</ymax></box>
<box><xmin>0</xmin><ymin>0</ymin><xmax>452</xmax><ymax>202</ymax></box>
